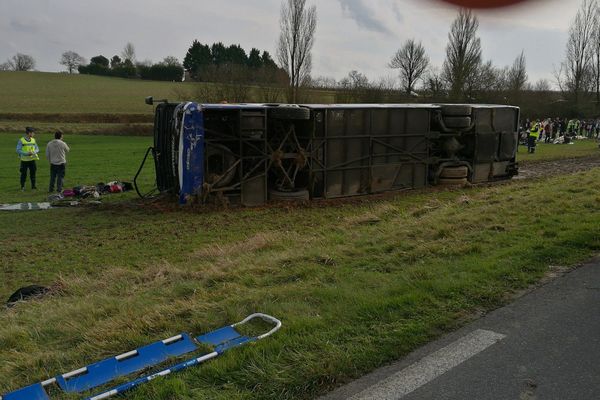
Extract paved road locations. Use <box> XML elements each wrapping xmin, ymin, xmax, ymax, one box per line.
<box><xmin>321</xmin><ymin>258</ymin><xmax>600</xmax><ymax>400</ymax></box>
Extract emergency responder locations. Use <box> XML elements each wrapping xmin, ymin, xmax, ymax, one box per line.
<box><xmin>16</xmin><ymin>127</ymin><xmax>40</xmax><ymax>190</ymax></box>
<box><xmin>528</xmin><ymin>122</ymin><xmax>540</xmax><ymax>153</ymax></box>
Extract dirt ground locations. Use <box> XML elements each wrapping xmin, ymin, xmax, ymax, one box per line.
<box><xmin>130</xmin><ymin>154</ymin><xmax>600</xmax><ymax>213</ymax></box>
<box><xmin>515</xmin><ymin>154</ymin><xmax>600</xmax><ymax>180</ymax></box>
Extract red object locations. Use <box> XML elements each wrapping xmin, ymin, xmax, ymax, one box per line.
<box><xmin>436</xmin><ymin>0</ymin><xmax>530</xmax><ymax>8</ymax></box>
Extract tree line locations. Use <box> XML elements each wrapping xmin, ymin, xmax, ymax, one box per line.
<box><xmin>310</xmin><ymin>9</ymin><xmax>531</xmax><ymax>107</ymax></box>
<box><xmin>4</xmin><ymin>0</ymin><xmax>600</xmax><ymax>118</ymax></box>
<box><xmin>76</xmin><ymin>42</ymin><xmax>184</xmax><ymax>81</ymax></box>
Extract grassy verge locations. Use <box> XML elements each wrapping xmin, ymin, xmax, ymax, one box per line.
<box><xmin>1</xmin><ymin>135</ymin><xmax>600</xmax><ymax>399</ymax></box>
<box><xmin>516</xmin><ymin>139</ymin><xmax>599</xmax><ymax>163</ymax></box>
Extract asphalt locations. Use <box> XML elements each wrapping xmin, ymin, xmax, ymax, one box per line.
<box><xmin>320</xmin><ymin>257</ymin><xmax>600</xmax><ymax>400</ymax></box>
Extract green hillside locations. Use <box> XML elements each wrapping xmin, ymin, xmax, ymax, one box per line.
<box><xmin>0</xmin><ymin>71</ymin><xmax>189</xmax><ymax>114</ymax></box>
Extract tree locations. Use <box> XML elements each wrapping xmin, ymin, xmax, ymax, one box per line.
<box><xmin>592</xmin><ymin>0</ymin><xmax>600</xmax><ymax>103</ymax></box>
<box><xmin>557</xmin><ymin>0</ymin><xmax>596</xmax><ymax>103</ymax></box>
<box><xmin>466</xmin><ymin>60</ymin><xmax>500</xmax><ymax>100</ymax></box>
<box><xmin>442</xmin><ymin>9</ymin><xmax>482</xmax><ymax>100</ymax></box>
<box><xmin>248</xmin><ymin>48</ymin><xmax>262</xmax><ymax>68</ymax></box>
<box><xmin>90</xmin><ymin>55</ymin><xmax>109</xmax><ymax>67</ymax></box>
<box><xmin>0</xmin><ymin>62</ymin><xmax>11</xmax><ymax>71</ymax></box>
<box><xmin>121</xmin><ymin>42</ymin><xmax>136</xmax><ymax>63</ymax></box>
<box><xmin>424</xmin><ymin>67</ymin><xmax>446</xmax><ymax>98</ymax></box>
<box><xmin>340</xmin><ymin>70</ymin><xmax>369</xmax><ymax>89</ymax></box>
<box><xmin>226</xmin><ymin>44</ymin><xmax>248</xmax><ymax>65</ymax></box>
<box><xmin>507</xmin><ymin>50</ymin><xmax>528</xmax><ymax>92</ymax></box>
<box><xmin>277</xmin><ymin>0</ymin><xmax>317</xmax><ymax>102</ymax></box>
<box><xmin>389</xmin><ymin>39</ymin><xmax>429</xmax><ymax>95</ymax></box>
<box><xmin>110</xmin><ymin>55</ymin><xmax>122</xmax><ymax>69</ymax></box>
<box><xmin>262</xmin><ymin>51</ymin><xmax>277</xmax><ymax>69</ymax></box>
<box><xmin>533</xmin><ymin>79</ymin><xmax>551</xmax><ymax>92</ymax></box>
<box><xmin>60</xmin><ymin>51</ymin><xmax>86</xmax><ymax>73</ymax></box>
<box><xmin>183</xmin><ymin>40</ymin><xmax>212</xmax><ymax>79</ymax></box>
<box><xmin>7</xmin><ymin>53</ymin><xmax>36</xmax><ymax>71</ymax></box>
<box><xmin>161</xmin><ymin>56</ymin><xmax>181</xmax><ymax>67</ymax></box>
<box><xmin>211</xmin><ymin>42</ymin><xmax>227</xmax><ymax>65</ymax></box>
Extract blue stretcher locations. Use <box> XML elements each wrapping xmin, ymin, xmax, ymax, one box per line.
<box><xmin>1</xmin><ymin>313</ymin><xmax>281</xmax><ymax>400</ymax></box>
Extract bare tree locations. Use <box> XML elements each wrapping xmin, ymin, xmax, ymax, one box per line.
<box><xmin>592</xmin><ymin>0</ymin><xmax>600</xmax><ymax>103</ymax></box>
<box><xmin>340</xmin><ymin>70</ymin><xmax>369</xmax><ymax>89</ymax></box>
<box><xmin>277</xmin><ymin>0</ymin><xmax>317</xmax><ymax>102</ymax></box>
<box><xmin>507</xmin><ymin>50</ymin><xmax>528</xmax><ymax>92</ymax></box>
<box><xmin>0</xmin><ymin>62</ymin><xmax>11</xmax><ymax>71</ymax></box>
<box><xmin>161</xmin><ymin>56</ymin><xmax>181</xmax><ymax>67</ymax></box>
<box><xmin>389</xmin><ymin>39</ymin><xmax>429</xmax><ymax>95</ymax></box>
<box><xmin>558</xmin><ymin>0</ymin><xmax>596</xmax><ymax>103</ymax></box>
<box><xmin>423</xmin><ymin>67</ymin><xmax>446</xmax><ymax>99</ymax></box>
<box><xmin>533</xmin><ymin>79</ymin><xmax>551</xmax><ymax>92</ymax></box>
<box><xmin>60</xmin><ymin>51</ymin><xmax>86</xmax><ymax>73</ymax></box>
<box><xmin>7</xmin><ymin>53</ymin><xmax>36</xmax><ymax>71</ymax></box>
<box><xmin>121</xmin><ymin>42</ymin><xmax>136</xmax><ymax>63</ymax></box>
<box><xmin>465</xmin><ymin>60</ymin><xmax>501</xmax><ymax>100</ymax></box>
<box><xmin>442</xmin><ymin>9</ymin><xmax>482</xmax><ymax>101</ymax></box>
<box><xmin>309</xmin><ymin>75</ymin><xmax>337</xmax><ymax>89</ymax></box>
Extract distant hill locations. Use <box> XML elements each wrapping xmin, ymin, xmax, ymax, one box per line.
<box><xmin>0</xmin><ymin>71</ymin><xmax>190</xmax><ymax>114</ymax></box>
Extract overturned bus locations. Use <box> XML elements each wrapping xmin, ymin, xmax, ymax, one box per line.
<box><xmin>138</xmin><ymin>99</ymin><xmax>519</xmax><ymax>205</ymax></box>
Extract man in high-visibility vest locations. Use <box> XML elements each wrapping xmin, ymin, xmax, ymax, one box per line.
<box><xmin>528</xmin><ymin>122</ymin><xmax>540</xmax><ymax>154</ymax></box>
<box><xmin>16</xmin><ymin>127</ymin><xmax>40</xmax><ymax>191</ymax></box>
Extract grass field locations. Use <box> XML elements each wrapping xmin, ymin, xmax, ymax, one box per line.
<box><xmin>1</xmin><ymin>132</ymin><xmax>600</xmax><ymax>399</ymax></box>
<box><xmin>517</xmin><ymin>139</ymin><xmax>600</xmax><ymax>163</ymax></box>
<box><xmin>0</xmin><ymin>132</ymin><xmax>154</xmax><ymax>203</ymax></box>
<box><xmin>0</xmin><ymin>71</ymin><xmax>336</xmax><ymax>116</ymax></box>
<box><xmin>0</xmin><ymin>71</ymin><xmax>337</xmax><ymax>135</ymax></box>
<box><xmin>0</xmin><ymin>71</ymin><xmax>187</xmax><ymax>114</ymax></box>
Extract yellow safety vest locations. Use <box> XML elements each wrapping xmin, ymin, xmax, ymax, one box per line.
<box><xmin>529</xmin><ymin>127</ymin><xmax>540</xmax><ymax>139</ymax></box>
<box><xmin>19</xmin><ymin>137</ymin><xmax>39</xmax><ymax>161</ymax></box>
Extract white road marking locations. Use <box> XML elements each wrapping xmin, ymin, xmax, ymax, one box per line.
<box><xmin>350</xmin><ymin>329</ymin><xmax>506</xmax><ymax>400</ymax></box>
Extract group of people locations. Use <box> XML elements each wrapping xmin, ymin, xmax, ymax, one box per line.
<box><xmin>521</xmin><ymin>117</ymin><xmax>600</xmax><ymax>153</ymax></box>
<box><xmin>16</xmin><ymin>127</ymin><xmax>70</xmax><ymax>193</ymax></box>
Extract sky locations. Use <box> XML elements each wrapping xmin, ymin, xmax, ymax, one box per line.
<box><xmin>0</xmin><ymin>0</ymin><xmax>584</xmax><ymax>87</ymax></box>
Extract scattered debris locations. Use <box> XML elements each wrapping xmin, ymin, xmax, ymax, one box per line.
<box><xmin>458</xmin><ymin>194</ymin><xmax>471</xmax><ymax>204</ymax></box>
<box><xmin>0</xmin><ymin>202</ymin><xmax>52</xmax><ymax>211</ymax></box>
<box><xmin>6</xmin><ymin>285</ymin><xmax>50</xmax><ymax>307</ymax></box>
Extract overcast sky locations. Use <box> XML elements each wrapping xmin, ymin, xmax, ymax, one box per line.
<box><xmin>0</xmin><ymin>0</ymin><xmax>583</xmax><ymax>86</ymax></box>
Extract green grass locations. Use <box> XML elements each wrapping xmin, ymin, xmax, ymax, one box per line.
<box><xmin>517</xmin><ymin>139</ymin><xmax>599</xmax><ymax>163</ymax></box>
<box><xmin>0</xmin><ymin>121</ymin><xmax>152</xmax><ymax>136</ymax></box>
<box><xmin>1</xmin><ymin>134</ymin><xmax>600</xmax><ymax>399</ymax></box>
<box><xmin>0</xmin><ymin>71</ymin><xmax>188</xmax><ymax>114</ymax></box>
<box><xmin>0</xmin><ymin>71</ymin><xmax>336</xmax><ymax>116</ymax></box>
<box><xmin>0</xmin><ymin>132</ymin><xmax>154</xmax><ymax>203</ymax></box>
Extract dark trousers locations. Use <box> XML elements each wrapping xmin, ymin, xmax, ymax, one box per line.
<box><xmin>20</xmin><ymin>160</ymin><xmax>37</xmax><ymax>189</ymax></box>
<box><xmin>527</xmin><ymin>136</ymin><xmax>537</xmax><ymax>153</ymax></box>
<box><xmin>49</xmin><ymin>163</ymin><xmax>66</xmax><ymax>192</ymax></box>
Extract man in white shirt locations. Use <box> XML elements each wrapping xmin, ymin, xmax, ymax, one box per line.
<box><xmin>45</xmin><ymin>130</ymin><xmax>70</xmax><ymax>193</ymax></box>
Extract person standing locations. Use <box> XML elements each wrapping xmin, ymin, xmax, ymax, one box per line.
<box><xmin>45</xmin><ymin>130</ymin><xmax>70</xmax><ymax>193</ymax></box>
<box><xmin>544</xmin><ymin>121</ymin><xmax>552</xmax><ymax>143</ymax></box>
<box><xmin>16</xmin><ymin>127</ymin><xmax>39</xmax><ymax>191</ymax></box>
<box><xmin>528</xmin><ymin>122</ymin><xmax>540</xmax><ymax>153</ymax></box>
